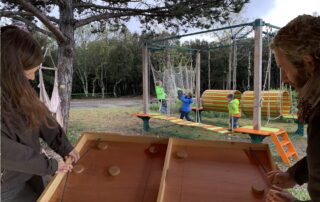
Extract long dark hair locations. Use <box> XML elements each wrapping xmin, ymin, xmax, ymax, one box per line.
<box><xmin>1</xmin><ymin>25</ymin><xmax>51</xmax><ymax>128</ymax></box>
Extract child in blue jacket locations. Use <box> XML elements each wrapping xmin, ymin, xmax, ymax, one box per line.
<box><xmin>179</xmin><ymin>92</ymin><xmax>193</xmax><ymax>121</ymax></box>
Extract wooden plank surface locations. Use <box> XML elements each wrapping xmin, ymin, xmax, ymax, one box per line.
<box><xmin>163</xmin><ymin>139</ymin><xmax>272</xmax><ymax>202</ymax></box>
<box><xmin>39</xmin><ymin>134</ymin><xmax>274</xmax><ymax>202</ymax></box>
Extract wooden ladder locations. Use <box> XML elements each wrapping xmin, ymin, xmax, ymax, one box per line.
<box><xmin>270</xmin><ymin>129</ymin><xmax>299</xmax><ymax>165</ymax></box>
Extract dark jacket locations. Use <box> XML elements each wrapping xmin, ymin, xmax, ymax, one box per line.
<box><xmin>287</xmin><ymin>103</ymin><xmax>320</xmax><ymax>201</ymax></box>
<box><xmin>1</xmin><ymin>117</ymin><xmax>73</xmax><ymax>191</ymax></box>
<box><xmin>180</xmin><ymin>95</ymin><xmax>193</xmax><ymax>112</ymax></box>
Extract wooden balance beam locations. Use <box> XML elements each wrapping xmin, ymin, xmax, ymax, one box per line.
<box><xmin>133</xmin><ymin>114</ymin><xmax>299</xmax><ymax>165</ymax></box>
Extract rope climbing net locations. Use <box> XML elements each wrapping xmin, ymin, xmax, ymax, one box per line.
<box><xmin>149</xmin><ymin>49</ymin><xmax>196</xmax><ymax>114</ymax></box>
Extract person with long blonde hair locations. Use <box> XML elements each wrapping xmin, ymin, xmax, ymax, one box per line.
<box><xmin>1</xmin><ymin>26</ymin><xmax>79</xmax><ymax>202</ymax></box>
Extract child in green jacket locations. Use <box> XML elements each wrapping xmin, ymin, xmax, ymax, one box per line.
<box><xmin>155</xmin><ymin>81</ymin><xmax>167</xmax><ymax>114</ymax></box>
<box><xmin>227</xmin><ymin>93</ymin><xmax>241</xmax><ymax>130</ymax></box>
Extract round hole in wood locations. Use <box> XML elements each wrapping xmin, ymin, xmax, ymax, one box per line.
<box><xmin>108</xmin><ymin>166</ymin><xmax>120</xmax><ymax>176</ymax></box>
<box><xmin>97</xmin><ymin>142</ymin><xmax>108</xmax><ymax>150</ymax></box>
<box><xmin>73</xmin><ymin>164</ymin><xmax>85</xmax><ymax>174</ymax></box>
<box><xmin>148</xmin><ymin>145</ymin><xmax>158</xmax><ymax>154</ymax></box>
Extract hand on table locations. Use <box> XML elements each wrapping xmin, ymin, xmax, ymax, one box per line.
<box><xmin>267</xmin><ymin>170</ymin><xmax>296</xmax><ymax>188</ymax></box>
<box><xmin>65</xmin><ymin>149</ymin><xmax>80</xmax><ymax>163</ymax></box>
<box><xmin>266</xmin><ymin>185</ymin><xmax>297</xmax><ymax>202</ymax></box>
<box><xmin>56</xmin><ymin>160</ymin><xmax>73</xmax><ymax>173</ymax></box>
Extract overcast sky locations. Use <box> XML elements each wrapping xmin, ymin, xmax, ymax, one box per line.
<box><xmin>126</xmin><ymin>0</ymin><xmax>320</xmax><ymax>35</ymax></box>
<box><xmin>2</xmin><ymin>0</ymin><xmax>319</xmax><ymax>37</ymax></box>
<box><xmin>247</xmin><ymin>0</ymin><xmax>319</xmax><ymax>26</ymax></box>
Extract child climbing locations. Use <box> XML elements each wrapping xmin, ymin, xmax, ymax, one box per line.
<box><xmin>179</xmin><ymin>92</ymin><xmax>193</xmax><ymax>121</ymax></box>
<box><xmin>227</xmin><ymin>93</ymin><xmax>241</xmax><ymax>130</ymax></box>
<box><xmin>155</xmin><ymin>80</ymin><xmax>167</xmax><ymax>114</ymax></box>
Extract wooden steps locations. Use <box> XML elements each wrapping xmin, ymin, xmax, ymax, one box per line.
<box><xmin>270</xmin><ymin>129</ymin><xmax>299</xmax><ymax>165</ymax></box>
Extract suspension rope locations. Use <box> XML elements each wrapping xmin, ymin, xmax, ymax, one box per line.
<box><xmin>263</xmin><ymin>27</ymin><xmax>282</xmax><ymax>125</ymax></box>
<box><xmin>247</xmin><ymin>51</ymin><xmax>251</xmax><ymax>90</ymax></box>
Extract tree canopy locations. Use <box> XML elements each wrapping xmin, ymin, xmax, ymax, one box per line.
<box><xmin>1</xmin><ymin>0</ymin><xmax>249</xmax><ymax>130</ymax></box>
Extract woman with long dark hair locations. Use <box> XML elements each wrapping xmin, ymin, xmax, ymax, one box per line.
<box><xmin>1</xmin><ymin>26</ymin><xmax>79</xmax><ymax>202</ymax></box>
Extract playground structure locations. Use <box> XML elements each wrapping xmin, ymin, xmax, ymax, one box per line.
<box><xmin>39</xmin><ymin>132</ymin><xmax>277</xmax><ymax>202</ymax></box>
<box><xmin>150</xmin><ymin>49</ymin><xmax>196</xmax><ymax>115</ymax></box>
<box><xmin>141</xmin><ymin>18</ymin><xmax>301</xmax><ymax>130</ymax></box>
<box><xmin>202</xmin><ymin>90</ymin><xmax>242</xmax><ymax>112</ymax></box>
<box><xmin>134</xmin><ymin>112</ymin><xmax>299</xmax><ymax>165</ymax></box>
<box><xmin>135</xmin><ymin>19</ymin><xmax>301</xmax><ymax>165</ymax></box>
<box><xmin>195</xmin><ymin>89</ymin><xmax>293</xmax><ymax>121</ymax></box>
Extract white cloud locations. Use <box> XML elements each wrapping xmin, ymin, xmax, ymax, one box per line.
<box><xmin>263</xmin><ymin>0</ymin><xmax>320</xmax><ymax>26</ymax></box>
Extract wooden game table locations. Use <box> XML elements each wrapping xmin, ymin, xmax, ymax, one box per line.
<box><xmin>39</xmin><ymin>132</ymin><xmax>276</xmax><ymax>202</ymax></box>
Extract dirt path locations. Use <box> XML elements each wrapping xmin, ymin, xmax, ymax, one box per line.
<box><xmin>70</xmin><ymin>97</ymin><xmax>143</xmax><ymax>108</ymax></box>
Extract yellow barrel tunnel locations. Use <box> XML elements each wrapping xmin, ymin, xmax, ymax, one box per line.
<box><xmin>202</xmin><ymin>90</ymin><xmax>242</xmax><ymax>112</ymax></box>
<box><xmin>241</xmin><ymin>90</ymin><xmax>291</xmax><ymax>117</ymax></box>
<box><xmin>201</xmin><ymin>90</ymin><xmax>291</xmax><ymax>117</ymax></box>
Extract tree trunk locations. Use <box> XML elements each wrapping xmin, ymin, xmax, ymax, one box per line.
<box><xmin>101</xmin><ymin>87</ymin><xmax>105</xmax><ymax>98</ymax></box>
<box><xmin>92</xmin><ymin>78</ymin><xmax>97</xmax><ymax>97</ymax></box>
<box><xmin>132</xmin><ymin>84</ymin><xmax>136</xmax><ymax>95</ymax></box>
<box><xmin>57</xmin><ymin>43</ymin><xmax>74</xmax><ymax>131</ymax></box>
<box><xmin>113</xmin><ymin>79</ymin><xmax>122</xmax><ymax>97</ymax></box>
<box><xmin>77</xmin><ymin>70</ymin><xmax>89</xmax><ymax>97</ymax></box>
<box><xmin>57</xmin><ymin>1</ymin><xmax>74</xmax><ymax>131</ymax></box>
<box><xmin>97</xmin><ymin>65</ymin><xmax>107</xmax><ymax>98</ymax></box>
<box><xmin>84</xmin><ymin>75</ymin><xmax>88</xmax><ymax>97</ymax></box>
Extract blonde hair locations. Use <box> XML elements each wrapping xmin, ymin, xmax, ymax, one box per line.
<box><xmin>156</xmin><ymin>80</ymin><xmax>162</xmax><ymax>86</ymax></box>
<box><xmin>271</xmin><ymin>15</ymin><xmax>320</xmax><ymax>69</ymax></box>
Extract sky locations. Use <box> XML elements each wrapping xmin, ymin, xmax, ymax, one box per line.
<box><xmin>247</xmin><ymin>0</ymin><xmax>319</xmax><ymax>26</ymax></box>
<box><xmin>2</xmin><ymin>0</ymin><xmax>319</xmax><ymax>38</ymax></box>
<box><xmin>126</xmin><ymin>0</ymin><xmax>320</xmax><ymax>41</ymax></box>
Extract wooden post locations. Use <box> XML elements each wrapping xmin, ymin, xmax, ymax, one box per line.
<box><xmin>142</xmin><ymin>44</ymin><xmax>150</xmax><ymax>114</ymax></box>
<box><xmin>247</xmin><ymin>51</ymin><xmax>251</xmax><ymax>90</ymax></box>
<box><xmin>232</xmin><ymin>40</ymin><xmax>237</xmax><ymax>90</ymax></box>
<box><xmin>253</xmin><ymin>19</ymin><xmax>263</xmax><ymax>130</ymax></box>
<box><xmin>227</xmin><ymin>45</ymin><xmax>232</xmax><ymax>90</ymax></box>
<box><xmin>196</xmin><ymin>51</ymin><xmax>201</xmax><ymax>109</ymax></box>
<box><xmin>208</xmin><ymin>50</ymin><xmax>211</xmax><ymax>89</ymax></box>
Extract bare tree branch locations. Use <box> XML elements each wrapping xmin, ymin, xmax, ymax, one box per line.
<box><xmin>74</xmin><ymin>3</ymin><xmax>176</xmax><ymax>29</ymax></box>
<box><xmin>75</xmin><ymin>11</ymin><xmax>138</xmax><ymax>28</ymax></box>
<box><xmin>0</xmin><ymin>10</ymin><xmax>59</xmax><ymax>24</ymax></box>
<box><xmin>8</xmin><ymin>15</ymin><xmax>55</xmax><ymax>39</ymax></box>
<box><xmin>56</xmin><ymin>0</ymin><xmax>65</xmax><ymax>7</ymax></box>
<box><xmin>73</xmin><ymin>2</ymin><xmax>167</xmax><ymax>12</ymax></box>
<box><xmin>73</xmin><ymin>2</ymin><xmax>170</xmax><ymax>17</ymax></box>
<box><xmin>8</xmin><ymin>0</ymin><xmax>67</xmax><ymax>43</ymax></box>
<box><xmin>0</xmin><ymin>10</ymin><xmax>31</xmax><ymax>17</ymax></box>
